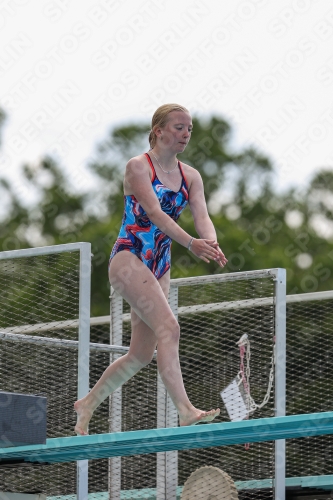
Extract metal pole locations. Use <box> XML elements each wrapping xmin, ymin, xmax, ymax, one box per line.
<box><xmin>77</xmin><ymin>243</ymin><xmax>92</xmax><ymax>500</ymax></box>
<box><xmin>156</xmin><ymin>284</ymin><xmax>178</xmax><ymax>500</ymax></box>
<box><xmin>0</xmin><ymin>242</ymin><xmax>90</xmax><ymax>260</ymax></box>
<box><xmin>169</xmin><ymin>268</ymin><xmax>283</xmax><ymax>286</ymax></box>
<box><xmin>273</xmin><ymin>268</ymin><xmax>286</xmax><ymax>500</ymax></box>
<box><xmin>156</xmin><ymin>372</ymin><xmax>167</xmax><ymax>500</ymax></box>
<box><xmin>108</xmin><ymin>287</ymin><xmax>123</xmax><ymax>500</ymax></box>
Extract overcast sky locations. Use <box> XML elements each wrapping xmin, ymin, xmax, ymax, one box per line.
<box><xmin>1</xmin><ymin>0</ymin><xmax>333</xmax><ymax>211</ymax></box>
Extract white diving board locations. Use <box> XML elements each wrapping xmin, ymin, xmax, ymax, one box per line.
<box><xmin>0</xmin><ymin>412</ymin><xmax>333</xmax><ymax>466</ymax></box>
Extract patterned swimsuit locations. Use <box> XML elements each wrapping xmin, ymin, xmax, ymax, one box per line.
<box><xmin>109</xmin><ymin>152</ymin><xmax>189</xmax><ymax>279</ymax></box>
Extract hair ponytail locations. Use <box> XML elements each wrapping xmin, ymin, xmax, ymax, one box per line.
<box><xmin>148</xmin><ymin>129</ymin><xmax>155</xmax><ymax>149</ymax></box>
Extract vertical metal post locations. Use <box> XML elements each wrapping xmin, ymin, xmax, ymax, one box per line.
<box><xmin>156</xmin><ymin>284</ymin><xmax>178</xmax><ymax>500</ymax></box>
<box><xmin>156</xmin><ymin>372</ymin><xmax>167</xmax><ymax>499</ymax></box>
<box><xmin>274</xmin><ymin>268</ymin><xmax>286</xmax><ymax>500</ymax></box>
<box><xmin>108</xmin><ymin>287</ymin><xmax>123</xmax><ymax>499</ymax></box>
<box><xmin>77</xmin><ymin>243</ymin><xmax>92</xmax><ymax>500</ymax></box>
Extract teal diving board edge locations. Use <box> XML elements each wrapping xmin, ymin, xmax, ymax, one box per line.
<box><xmin>46</xmin><ymin>475</ymin><xmax>333</xmax><ymax>499</ymax></box>
<box><xmin>1</xmin><ymin>412</ymin><xmax>333</xmax><ymax>465</ymax></box>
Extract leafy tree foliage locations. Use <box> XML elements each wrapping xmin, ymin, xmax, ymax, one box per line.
<box><xmin>1</xmin><ymin>111</ymin><xmax>333</xmax><ymax>317</ymax></box>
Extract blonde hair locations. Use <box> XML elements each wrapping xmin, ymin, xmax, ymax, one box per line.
<box><xmin>148</xmin><ymin>103</ymin><xmax>190</xmax><ymax>148</ymax></box>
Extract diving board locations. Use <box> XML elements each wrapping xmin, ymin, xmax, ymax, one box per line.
<box><xmin>1</xmin><ymin>412</ymin><xmax>333</xmax><ymax>466</ymax></box>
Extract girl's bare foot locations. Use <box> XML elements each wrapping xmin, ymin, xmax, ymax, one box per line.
<box><xmin>74</xmin><ymin>399</ymin><xmax>93</xmax><ymax>436</ymax></box>
<box><xmin>179</xmin><ymin>407</ymin><xmax>220</xmax><ymax>426</ymax></box>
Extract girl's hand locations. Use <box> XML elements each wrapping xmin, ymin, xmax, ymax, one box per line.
<box><xmin>206</xmin><ymin>240</ymin><xmax>228</xmax><ymax>267</ymax></box>
<box><xmin>190</xmin><ymin>239</ymin><xmax>227</xmax><ymax>265</ymax></box>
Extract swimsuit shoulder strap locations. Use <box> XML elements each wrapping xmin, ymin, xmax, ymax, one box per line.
<box><xmin>144</xmin><ymin>152</ymin><xmax>157</xmax><ymax>181</ymax></box>
<box><xmin>178</xmin><ymin>161</ymin><xmax>189</xmax><ymax>191</ymax></box>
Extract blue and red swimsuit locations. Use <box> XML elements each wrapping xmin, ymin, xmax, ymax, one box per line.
<box><xmin>109</xmin><ymin>152</ymin><xmax>189</xmax><ymax>279</ymax></box>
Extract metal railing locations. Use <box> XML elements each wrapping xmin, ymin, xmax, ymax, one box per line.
<box><xmin>0</xmin><ymin>243</ymin><xmax>91</xmax><ymax>499</ymax></box>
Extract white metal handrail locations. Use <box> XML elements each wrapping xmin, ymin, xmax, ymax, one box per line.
<box><xmin>2</xmin><ymin>289</ymin><xmax>333</xmax><ymax>335</ymax></box>
<box><xmin>0</xmin><ymin>330</ymin><xmax>131</xmax><ymax>355</ymax></box>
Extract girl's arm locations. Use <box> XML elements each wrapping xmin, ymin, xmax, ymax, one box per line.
<box><xmin>188</xmin><ymin>169</ymin><xmax>227</xmax><ymax>267</ymax></box>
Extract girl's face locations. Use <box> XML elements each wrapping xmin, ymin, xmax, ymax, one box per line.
<box><xmin>157</xmin><ymin>111</ymin><xmax>193</xmax><ymax>152</ymax></box>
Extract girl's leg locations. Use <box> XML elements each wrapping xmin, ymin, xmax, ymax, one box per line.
<box><xmin>75</xmin><ymin>252</ymin><xmax>219</xmax><ymax>434</ymax></box>
<box><xmin>74</xmin><ymin>257</ymin><xmax>166</xmax><ymax>435</ymax></box>
<box><xmin>108</xmin><ymin>253</ymin><xmax>219</xmax><ymax>425</ymax></box>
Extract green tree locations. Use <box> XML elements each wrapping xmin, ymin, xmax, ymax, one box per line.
<box><xmin>1</xmin><ymin>110</ymin><xmax>333</xmax><ymax>317</ymax></box>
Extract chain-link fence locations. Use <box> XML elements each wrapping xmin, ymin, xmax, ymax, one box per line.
<box><xmin>87</xmin><ymin>273</ymin><xmax>333</xmax><ymax>499</ymax></box>
<box><xmin>86</xmin><ymin>269</ymin><xmax>284</xmax><ymax>500</ymax></box>
<box><xmin>166</xmin><ymin>272</ymin><xmax>280</xmax><ymax>500</ymax></box>
<box><xmin>0</xmin><ymin>243</ymin><xmax>91</xmax><ymax>499</ymax></box>
<box><xmin>285</xmin><ymin>292</ymin><xmax>333</xmax><ymax>496</ymax></box>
